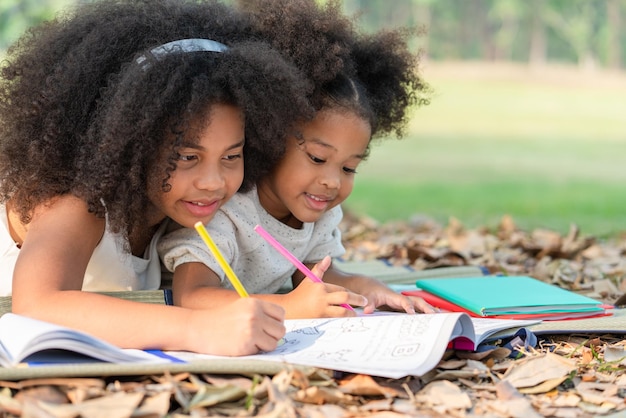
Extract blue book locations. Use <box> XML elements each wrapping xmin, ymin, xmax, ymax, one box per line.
<box><xmin>415</xmin><ymin>276</ymin><xmax>605</xmax><ymax>317</ymax></box>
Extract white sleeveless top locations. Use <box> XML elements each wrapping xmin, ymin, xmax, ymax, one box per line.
<box><xmin>0</xmin><ymin>203</ymin><xmax>164</xmax><ymax>296</ymax></box>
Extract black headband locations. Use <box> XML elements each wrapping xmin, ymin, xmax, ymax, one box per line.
<box><xmin>135</xmin><ymin>38</ymin><xmax>228</xmax><ymax>71</ymax></box>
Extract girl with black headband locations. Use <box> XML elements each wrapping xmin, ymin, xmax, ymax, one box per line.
<box><xmin>0</xmin><ymin>0</ymin><xmax>315</xmax><ymax>355</ymax></box>
<box><xmin>158</xmin><ymin>0</ymin><xmax>434</xmax><ymax>318</ymax></box>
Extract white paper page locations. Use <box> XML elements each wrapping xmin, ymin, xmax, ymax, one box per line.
<box><xmin>173</xmin><ymin>313</ymin><xmax>468</xmax><ymax>379</ymax></box>
<box><xmin>470</xmin><ymin>317</ymin><xmax>542</xmax><ymax>345</ymax></box>
<box><xmin>0</xmin><ymin>313</ymin><xmax>166</xmax><ymax>366</ymax></box>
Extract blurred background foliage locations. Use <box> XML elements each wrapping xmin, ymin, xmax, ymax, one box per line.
<box><xmin>3</xmin><ymin>0</ymin><xmax>626</xmax><ymax>69</ymax></box>
<box><xmin>343</xmin><ymin>0</ymin><xmax>626</xmax><ymax>70</ymax></box>
<box><xmin>0</xmin><ymin>0</ymin><xmax>75</xmax><ymax>49</ymax></box>
<box><xmin>1</xmin><ymin>0</ymin><xmax>625</xmax><ymax>236</ymax></box>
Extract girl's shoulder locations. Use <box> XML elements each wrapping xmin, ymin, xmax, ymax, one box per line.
<box><xmin>33</xmin><ymin>194</ymin><xmax>90</xmax><ymax>214</ymax></box>
<box><xmin>27</xmin><ymin>194</ymin><xmax>105</xmax><ymax>244</ymax></box>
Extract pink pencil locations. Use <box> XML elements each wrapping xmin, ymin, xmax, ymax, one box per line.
<box><xmin>254</xmin><ymin>224</ymin><xmax>354</xmax><ymax>311</ymax></box>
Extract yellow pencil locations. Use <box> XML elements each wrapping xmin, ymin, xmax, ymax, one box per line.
<box><xmin>194</xmin><ymin>221</ymin><xmax>249</xmax><ymax>298</ymax></box>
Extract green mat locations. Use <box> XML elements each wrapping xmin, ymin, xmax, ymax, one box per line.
<box><xmin>336</xmin><ymin>259</ymin><xmax>487</xmax><ymax>284</ymax></box>
<box><xmin>0</xmin><ymin>358</ymin><xmax>317</xmax><ymax>381</ymax></box>
<box><xmin>524</xmin><ymin>308</ymin><xmax>626</xmax><ymax>336</ymax></box>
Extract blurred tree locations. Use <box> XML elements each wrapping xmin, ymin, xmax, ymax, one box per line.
<box><xmin>1</xmin><ymin>0</ymin><xmax>624</xmax><ymax>69</ymax></box>
<box><xmin>487</xmin><ymin>0</ymin><xmax>524</xmax><ymax>61</ymax></box>
<box><xmin>543</xmin><ymin>0</ymin><xmax>604</xmax><ymax>69</ymax></box>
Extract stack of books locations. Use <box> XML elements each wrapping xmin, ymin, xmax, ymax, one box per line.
<box><xmin>403</xmin><ymin>275</ymin><xmax>611</xmax><ymax>320</ymax></box>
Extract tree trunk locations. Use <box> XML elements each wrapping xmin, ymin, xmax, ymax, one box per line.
<box><xmin>413</xmin><ymin>1</ymin><xmax>432</xmax><ymax>59</ymax></box>
<box><xmin>474</xmin><ymin>0</ymin><xmax>495</xmax><ymax>60</ymax></box>
<box><xmin>528</xmin><ymin>0</ymin><xmax>547</xmax><ymax>67</ymax></box>
<box><xmin>606</xmin><ymin>0</ymin><xmax>622</xmax><ymax>69</ymax></box>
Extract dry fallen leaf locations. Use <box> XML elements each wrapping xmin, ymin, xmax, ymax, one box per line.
<box><xmin>414</xmin><ymin>380</ymin><xmax>472</xmax><ymax>411</ymax></box>
<box><xmin>36</xmin><ymin>391</ymin><xmax>144</xmax><ymax>418</ymax></box>
<box><xmin>503</xmin><ymin>352</ymin><xmax>577</xmax><ymax>390</ymax></box>
<box><xmin>293</xmin><ymin>385</ymin><xmax>349</xmax><ymax>405</ymax></box>
<box><xmin>337</xmin><ymin>374</ymin><xmax>401</xmax><ymax>397</ymax></box>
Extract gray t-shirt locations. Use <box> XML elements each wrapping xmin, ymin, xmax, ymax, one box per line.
<box><xmin>158</xmin><ymin>187</ymin><xmax>345</xmax><ymax>294</ymax></box>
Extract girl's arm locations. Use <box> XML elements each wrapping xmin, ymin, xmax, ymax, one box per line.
<box><xmin>11</xmin><ymin>195</ymin><xmax>285</xmax><ymax>356</ymax></box>
<box><xmin>298</xmin><ymin>261</ymin><xmax>436</xmax><ymax>315</ymax></box>
<box><xmin>173</xmin><ymin>257</ymin><xmax>367</xmax><ymax>319</ymax></box>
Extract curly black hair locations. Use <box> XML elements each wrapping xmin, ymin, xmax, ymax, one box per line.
<box><xmin>0</xmin><ymin>0</ymin><xmax>313</xmax><ymax>239</ymax></box>
<box><xmin>239</xmin><ymin>0</ymin><xmax>431</xmax><ymax>140</ymax></box>
<box><xmin>233</xmin><ymin>0</ymin><xmax>432</xmax><ymax>173</ymax></box>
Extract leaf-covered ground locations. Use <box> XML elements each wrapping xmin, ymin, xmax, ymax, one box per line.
<box><xmin>0</xmin><ymin>214</ymin><xmax>624</xmax><ymax>417</ymax></box>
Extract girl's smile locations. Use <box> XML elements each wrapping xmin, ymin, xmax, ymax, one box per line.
<box><xmin>181</xmin><ymin>198</ymin><xmax>222</xmax><ymax>218</ymax></box>
<box><xmin>304</xmin><ymin>192</ymin><xmax>334</xmax><ymax>211</ymax></box>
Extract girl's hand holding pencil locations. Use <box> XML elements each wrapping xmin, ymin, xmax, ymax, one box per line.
<box><xmin>254</xmin><ymin>225</ymin><xmax>357</xmax><ymax>311</ymax></box>
<box><xmin>185</xmin><ymin>298</ymin><xmax>286</xmax><ymax>356</ymax></box>
<box><xmin>255</xmin><ymin>225</ymin><xmax>367</xmax><ymax>317</ymax></box>
<box><xmin>285</xmin><ymin>262</ymin><xmax>367</xmax><ymax>318</ymax></box>
<box><xmin>193</xmin><ymin>222</ymin><xmax>286</xmax><ymax>353</ymax></box>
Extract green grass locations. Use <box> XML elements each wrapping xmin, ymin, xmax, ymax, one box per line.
<box><xmin>343</xmin><ymin>63</ymin><xmax>626</xmax><ymax>237</ymax></box>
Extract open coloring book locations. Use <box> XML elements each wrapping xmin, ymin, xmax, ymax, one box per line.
<box><xmin>171</xmin><ymin>312</ymin><xmax>540</xmax><ymax>379</ymax></box>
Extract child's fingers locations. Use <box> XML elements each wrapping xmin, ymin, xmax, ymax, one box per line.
<box><xmin>322</xmin><ymin>282</ymin><xmax>349</xmax><ymax>292</ymax></box>
<box><xmin>362</xmin><ymin>299</ymin><xmax>377</xmax><ymax>315</ymax></box>
<box><xmin>326</xmin><ymin>305</ymin><xmax>358</xmax><ymax>317</ymax></box>
<box><xmin>406</xmin><ymin>295</ymin><xmax>437</xmax><ymax>314</ymax></box>
<box><xmin>260</xmin><ymin>299</ymin><xmax>286</xmax><ymax>322</ymax></box>
<box><xmin>310</xmin><ymin>255</ymin><xmax>331</xmax><ymax>278</ymax></box>
<box><xmin>387</xmin><ymin>294</ymin><xmax>434</xmax><ymax>314</ymax></box>
<box><xmin>344</xmin><ymin>292</ymin><xmax>368</xmax><ymax>308</ymax></box>
<box><xmin>400</xmin><ymin>297</ymin><xmax>416</xmax><ymax>314</ymax></box>
<box><xmin>258</xmin><ymin>320</ymin><xmax>287</xmax><ymax>352</ymax></box>
<box><xmin>244</xmin><ymin>300</ymin><xmax>286</xmax><ymax>352</ymax></box>
<box><xmin>323</xmin><ymin>283</ymin><xmax>367</xmax><ymax>308</ymax></box>
<box><xmin>255</xmin><ymin>331</ymin><xmax>284</xmax><ymax>352</ymax></box>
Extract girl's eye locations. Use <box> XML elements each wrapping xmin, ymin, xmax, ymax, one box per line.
<box><xmin>308</xmin><ymin>154</ymin><xmax>325</xmax><ymax>164</ymax></box>
<box><xmin>343</xmin><ymin>167</ymin><xmax>358</xmax><ymax>174</ymax></box>
<box><xmin>177</xmin><ymin>154</ymin><xmax>197</xmax><ymax>162</ymax></box>
<box><xmin>223</xmin><ymin>153</ymin><xmax>242</xmax><ymax>161</ymax></box>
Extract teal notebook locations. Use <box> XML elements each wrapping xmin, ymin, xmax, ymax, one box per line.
<box><xmin>415</xmin><ymin>276</ymin><xmax>605</xmax><ymax>317</ymax></box>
